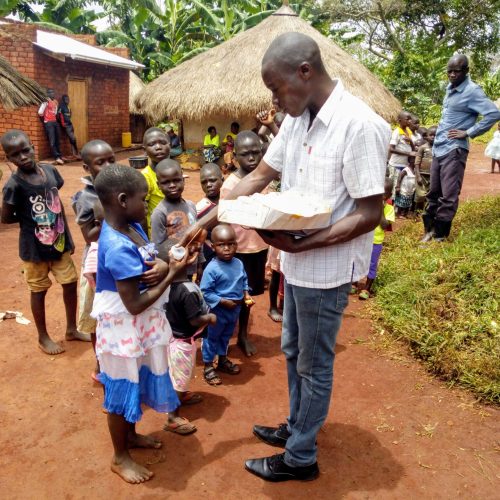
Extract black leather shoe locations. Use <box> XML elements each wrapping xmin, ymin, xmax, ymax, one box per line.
<box><xmin>253</xmin><ymin>423</ymin><xmax>291</xmax><ymax>448</ymax></box>
<box><xmin>245</xmin><ymin>453</ymin><xmax>319</xmax><ymax>482</ymax></box>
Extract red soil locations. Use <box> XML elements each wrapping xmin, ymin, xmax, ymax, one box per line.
<box><xmin>0</xmin><ymin>144</ymin><xmax>498</xmax><ymax>498</ymax></box>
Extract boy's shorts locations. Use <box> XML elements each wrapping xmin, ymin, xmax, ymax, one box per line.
<box><xmin>22</xmin><ymin>251</ymin><xmax>78</xmax><ymax>292</ymax></box>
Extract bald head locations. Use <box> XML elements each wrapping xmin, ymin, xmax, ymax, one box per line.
<box><xmin>448</xmin><ymin>54</ymin><xmax>468</xmax><ymax>70</ymax></box>
<box><xmin>447</xmin><ymin>55</ymin><xmax>469</xmax><ymax>86</ymax></box>
<box><xmin>261</xmin><ymin>32</ymin><xmax>333</xmax><ymax>118</ymax></box>
<box><xmin>211</xmin><ymin>223</ymin><xmax>236</xmax><ymax>243</ymax></box>
<box><xmin>156</xmin><ymin>158</ymin><xmax>182</xmax><ymax>175</ymax></box>
<box><xmin>262</xmin><ymin>32</ymin><xmax>325</xmax><ymax>74</ymax></box>
<box><xmin>234</xmin><ymin>130</ymin><xmax>260</xmax><ymax>151</ymax></box>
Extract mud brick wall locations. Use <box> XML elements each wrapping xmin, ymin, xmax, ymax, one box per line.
<box><xmin>0</xmin><ymin>23</ymin><xmax>130</xmax><ymax>161</ymax></box>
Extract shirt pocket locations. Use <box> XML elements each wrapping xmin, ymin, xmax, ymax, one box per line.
<box><xmin>307</xmin><ymin>149</ymin><xmax>342</xmax><ymax>199</ymax></box>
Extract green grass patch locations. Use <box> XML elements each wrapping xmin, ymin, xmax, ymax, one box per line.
<box><xmin>373</xmin><ymin>196</ymin><xmax>500</xmax><ymax>403</ymax></box>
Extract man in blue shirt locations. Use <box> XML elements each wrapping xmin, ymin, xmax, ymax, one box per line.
<box><xmin>422</xmin><ymin>55</ymin><xmax>500</xmax><ymax>242</ymax></box>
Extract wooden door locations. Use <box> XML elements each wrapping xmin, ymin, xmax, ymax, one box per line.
<box><xmin>67</xmin><ymin>79</ymin><xmax>88</xmax><ymax>148</ymax></box>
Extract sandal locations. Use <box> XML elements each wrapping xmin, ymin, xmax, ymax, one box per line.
<box><xmin>203</xmin><ymin>366</ymin><xmax>222</xmax><ymax>385</ymax></box>
<box><xmin>358</xmin><ymin>290</ymin><xmax>370</xmax><ymax>300</ymax></box>
<box><xmin>217</xmin><ymin>358</ymin><xmax>241</xmax><ymax>375</ymax></box>
<box><xmin>164</xmin><ymin>417</ymin><xmax>197</xmax><ymax>435</ymax></box>
<box><xmin>179</xmin><ymin>392</ymin><xmax>203</xmax><ymax>406</ymax></box>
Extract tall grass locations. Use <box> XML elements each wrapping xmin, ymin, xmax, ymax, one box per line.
<box><xmin>373</xmin><ymin>196</ymin><xmax>500</xmax><ymax>403</ymax></box>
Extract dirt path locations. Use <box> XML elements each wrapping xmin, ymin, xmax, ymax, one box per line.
<box><xmin>0</xmin><ymin>144</ymin><xmax>498</xmax><ymax>499</ymax></box>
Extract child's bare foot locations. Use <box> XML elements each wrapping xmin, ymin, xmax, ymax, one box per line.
<box><xmin>128</xmin><ymin>433</ymin><xmax>162</xmax><ymax>449</ymax></box>
<box><xmin>238</xmin><ymin>337</ymin><xmax>257</xmax><ymax>357</ymax></box>
<box><xmin>65</xmin><ymin>330</ymin><xmax>92</xmax><ymax>342</ymax></box>
<box><xmin>267</xmin><ymin>308</ymin><xmax>283</xmax><ymax>322</ymax></box>
<box><xmin>38</xmin><ymin>336</ymin><xmax>65</xmax><ymax>355</ymax></box>
<box><xmin>111</xmin><ymin>454</ymin><xmax>154</xmax><ymax>484</ymax></box>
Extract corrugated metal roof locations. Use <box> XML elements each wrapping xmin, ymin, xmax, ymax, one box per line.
<box><xmin>33</xmin><ymin>30</ymin><xmax>144</xmax><ymax>70</ymax></box>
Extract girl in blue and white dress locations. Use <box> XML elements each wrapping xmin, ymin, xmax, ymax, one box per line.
<box><xmin>92</xmin><ymin>164</ymin><xmax>196</xmax><ymax>484</ymax></box>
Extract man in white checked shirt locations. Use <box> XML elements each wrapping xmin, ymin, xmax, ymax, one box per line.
<box><xmin>186</xmin><ymin>32</ymin><xmax>390</xmax><ymax>482</ymax></box>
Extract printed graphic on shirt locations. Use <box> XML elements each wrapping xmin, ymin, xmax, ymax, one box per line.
<box><xmin>31</xmin><ymin>186</ymin><xmax>65</xmax><ymax>251</ymax></box>
<box><xmin>166</xmin><ymin>210</ymin><xmax>196</xmax><ymax>241</ymax></box>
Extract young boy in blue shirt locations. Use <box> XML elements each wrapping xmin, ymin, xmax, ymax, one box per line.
<box><xmin>200</xmin><ymin>224</ymin><xmax>254</xmax><ymax>385</ymax></box>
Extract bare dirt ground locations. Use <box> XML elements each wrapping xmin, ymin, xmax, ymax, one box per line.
<box><xmin>0</xmin><ymin>144</ymin><xmax>498</xmax><ymax>499</ymax></box>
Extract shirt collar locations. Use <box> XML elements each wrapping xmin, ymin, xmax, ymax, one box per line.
<box><xmin>447</xmin><ymin>76</ymin><xmax>470</xmax><ymax>93</ymax></box>
<box><xmin>396</xmin><ymin>126</ymin><xmax>413</xmax><ymax>137</ymax></box>
<box><xmin>314</xmin><ymin>79</ymin><xmax>344</xmax><ymax>127</ymax></box>
<box><xmin>80</xmin><ymin>175</ymin><xmax>94</xmax><ymax>188</ymax></box>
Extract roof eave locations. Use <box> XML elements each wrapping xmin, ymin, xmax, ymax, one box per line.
<box><xmin>33</xmin><ymin>43</ymin><xmax>144</xmax><ymax>70</ymax></box>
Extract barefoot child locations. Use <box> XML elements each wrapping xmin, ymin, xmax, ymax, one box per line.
<box><xmin>151</xmin><ymin>159</ymin><xmax>204</xmax><ymax>280</ymax></box>
<box><xmin>92</xmin><ymin>164</ymin><xmax>194</xmax><ymax>484</ymax></box>
<box><xmin>1</xmin><ymin>129</ymin><xmax>89</xmax><ymax>355</ymax></box>
<box><xmin>220</xmin><ymin>131</ymin><xmax>268</xmax><ymax>356</ymax></box>
<box><xmin>141</xmin><ymin>127</ymin><xmax>171</xmax><ymax>236</ymax></box>
<box><xmin>196</xmin><ymin>163</ymin><xmax>224</xmax><ymax>270</ymax></box>
<box><xmin>72</xmin><ymin>140</ymin><xmax>115</xmax><ymax>375</ymax></box>
<box><xmin>358</xmin><ymin>178</ymin><xmax>395</xmax><ymax>300</ymax></box>
<box><xmin>485</xmin><ymin>122</ymin><xmax>500</xmax><ymax>174</ymax></box>
<box><xmin>164</xmin><ymin>251</ymin><xmax>216</xmax><ymax>433</ymax></box>
<box><xmin>200</xmin><ymin>224</ymin><xmax>253</xmax><ymax>385</ymax></box>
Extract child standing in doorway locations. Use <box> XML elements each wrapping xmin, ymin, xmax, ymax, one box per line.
<box><xmin>92</xmin><ymin>164</ymin><xmax>195</xmax><ymax>484</ymax></box>
<box><xmin>1</xmin><ymin>129</ymin><xmax>89</xmax><ymax>354</ymax></box>
<box><xmin>200</xmin><ymin>224</ymin><xmax>253</xmax><ymax>385</ymax></box>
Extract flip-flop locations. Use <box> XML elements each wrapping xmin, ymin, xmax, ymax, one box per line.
<box><xmin>164</xmin><ymin>417</ymin><xmax>197</xmax><ymax>435</ymax></box>
<box><xmin>180</xmin><ymin>392</ymin><xmax>203</xmax><ymax>405</ymax></box>
<box><xmin>358</xmin><ymin>290</ymin><xmax>370</xmax><ymax>300</ymax></box>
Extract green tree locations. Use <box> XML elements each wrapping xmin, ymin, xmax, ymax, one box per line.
<box><xmin>322</xmin><ymin>0</ymin><xmax>500</xmax><ymax>120</ymax></box>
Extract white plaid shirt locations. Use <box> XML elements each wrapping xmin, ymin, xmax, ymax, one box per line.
<box><xmin>264</xmin><ymin>80</ymin><xmax>391</xmax><ymax>289</ymax></box>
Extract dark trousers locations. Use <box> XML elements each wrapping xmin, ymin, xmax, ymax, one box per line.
<box><xmin>43</xmin><ymin>121</ymin><xmax>62</xmax><ymax>159</ymax></box>
<box><xmin>426</xmin><ymin>147</ymin><xmax>468</xmax><ymax>223</ymax></box>
<box><xmin>63</xmin><ymin>123</ymin><xmax>77</xmax><ymax>148</ymax></box>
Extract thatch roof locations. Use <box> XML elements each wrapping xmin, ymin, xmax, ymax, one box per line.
<box><xmin>136</xmin><ymin>5</ymin><xmax>401</xmax><ymax>123</ymax></box>
<box><xmin>0</xmin><ymin>54</ymin><xmax>45</xmax><ymax>110</ymax></box>
<box><xmin>129</xmin><ymin>71</ymin><xmax>145</xmax><ymax>115</ymax></box>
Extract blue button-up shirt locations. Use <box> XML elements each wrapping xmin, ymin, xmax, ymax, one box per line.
<box><xmin>433</xmin><ymin>76</ymin><xmax>500</xmax><ymax>158</ymax></box>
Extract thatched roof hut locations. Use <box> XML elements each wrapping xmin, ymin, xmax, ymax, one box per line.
<box><xmin>129</xmin><ymin>71</ymin><xmax>145</xmax><ymax>115</ymax></box>
<box><xmin>0</xmin><ymin>53</ymin><xmax>45</xmax><ymax>110</ymax></box>
<box><xmin>136</xmin><ymin>4</ymin><xmax>400</xmax><ymax>147</ymax></box>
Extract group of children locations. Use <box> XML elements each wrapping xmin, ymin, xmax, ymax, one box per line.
<box><xmin>388</xmin><ymin>110</ymin><xmax>437</xmax><ymax>219</ymax></box>
<box><xmin>1</xmin><ymin>122</ymin><xmax>282</xmax><ymax>484</ymax></box>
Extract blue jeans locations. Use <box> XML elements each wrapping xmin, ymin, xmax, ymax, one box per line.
<box><xmin>282</xmin><ymin>281</ymin><xmax>350</xmax><ymax>466</ymax></box>
<box><xmin>202</xmin><ymin>304</ymin><xmax>241</xmax><ymax>363</ymax></box>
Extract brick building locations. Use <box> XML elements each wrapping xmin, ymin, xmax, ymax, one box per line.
<box><xmin>0</xmin><ymin>21</ymin><xmax>143</xmax><ymax>160</ymax></box>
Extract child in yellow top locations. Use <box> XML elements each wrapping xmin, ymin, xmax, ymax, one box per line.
<box><xmin>359</xmin><ymin>178</ymin><xmax>395</xmax><ymax>300</ymax></box>
<box><xmin>141</xmin><ymin>127</ymin><xmax>171</xmax><ymax>236</ymax></box>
